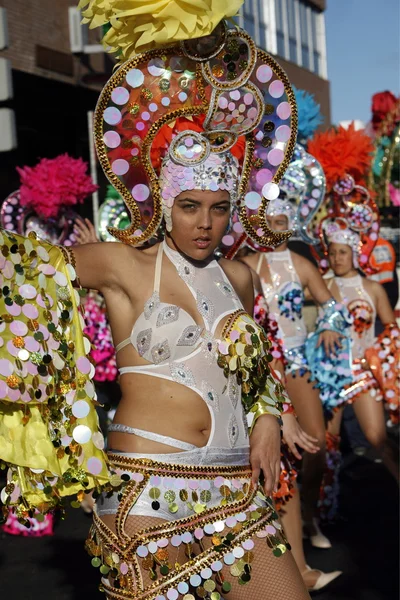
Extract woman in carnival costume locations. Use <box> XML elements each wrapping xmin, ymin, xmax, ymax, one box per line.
<box><xmin>308</xmin><ymin>124</ymin><xmax>399</xmax><ymax>488</ymax></box>
<box><xmin>74</xmin><ymin>201</ymin><xmax>336</xmax><ymax>592</ymax></box>
<box><xmin>0</xmin><ymin>1</ymin><xmax>312</xmax><ymax>598</ymax></box>
<box><xmin>0</xmin><ymin>153</ymin><xmax>97</xmax><ymax>536</ymax></box>
<box><xmin>241</xmin><ymin>89</ymin><xmax>351</xmax><ymax>550</ymax></box>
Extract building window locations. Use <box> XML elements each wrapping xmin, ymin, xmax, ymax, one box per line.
<box><xmin>272</xmin><ymin>0</ymin><xmax>327</xmax><ymax>78</ymax></box>
<box><xmin>299</xmin><ymin>1</ymin><xmax>310</xmax><ymax>70</ymax></box>
<box><xmin>311</xmin><ymin>9</ymin><xmax>321</xmax><ymax>75</ymax></box>
<box><xmin>275</xmin><ymin>0</ymin><xmax>286</xmax><ymax>57</ymax></box>
<box><xmin>243</xmin><ymin>9</ymin><xmax>256</xmax><ymax>40</ymax></box>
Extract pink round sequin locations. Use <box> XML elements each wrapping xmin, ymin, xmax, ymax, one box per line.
<box><xmin>268</xmin><ymin>148</ymin><xmax>284</xmax><ymax>166</ymax></box>
<box><xmin>132</xmin><ymin>184</ymin><xmax>150</xmax><ymax>202</ymax></box>
<box><xmin>126</xmin><ymin>69</ymin><xmax>144</xmax><ymax>88</ymax></box>
<box><xmin>256</xmin><ymin>65</ymin><xmax>273</xmax><ymax>83</ymax></box>
<box><xmin>72</xmin><ymin>400</ymin><xmax>90</xmax><ymax>418</ymax></box>
<box><xmin>171</xmin><ymin>534</ymin><xmax>182</xmax><ymax>546</ymax></box>
<box><xmin>0</xmin><ymin>380</ymin><xmax>8</xmax><ymax>398</ymax></box>
<box><xmin>6</xmin><ymin>303</ymin><xmax>21</xmax><ymax>317</ymax></box>
<box><xmin>87</xmin><ymin>457</ymin><xmax>103</xmax><ymax>475</ymax></box>
<box><xmin>245</xmin><ymin>192</ymin><xmax>262</xmax><ymax>209</ymax></box>
<box><xmin>77</xmin><ymin>356</ymin><xmax>91</xmax><ymax>374</ymax></box>
<box><xmin>10</xmin><ymin>321</ymin><xmax>28</xmax><ymax>336</ymax></box>
<box><xmin>111</xmin><ymin>87</ymin><xmax>129</xmax><ymax>105</ymax></box>
<box><xmin>136</xmin><ymin>122</ymin><xmax>145</xmax><ymax>131</ymax></box>
<box><xmin>157</xmin><ymin>538</ymin><xmax>169</xmax><ymax>548</ymax></box>
<box><xmin>262</xmin><ymin>182</ymin><xmax>280</xmax><ymax>200</ymax></box>
<box><xmin>228</xmin><ymin>102</ymin><xmax>235</xmax><ymax>111</ymax></box>
<box><xmin>256</xmin><ymin>168</ymin><xmax>273</xmax><ymax>186</ymax></box>
<box><xmin>222</xmin><ymin>235</ymin><xmax>234</xmax><ymax>246</ymax></box>
<box><xmin>8</xmin><ymin>388</ymin><xmax>20</xmax><ymax>401</ymax></box>
<box><xmin>275</xmin><ymin>125</ymin><xmax>291</xmax><ymax>143</ymax></box>
<box><xmin>148</xmin><ymin>58</ymin><xmax>165</xmax><ymax>77</ymax></box>
<box><xmin>276</xmin><ymin>102</ymin><xmax>291</xmax><ymax>120</ymax></box>
<box><xmin>230</xmin><ymin>90</ymin><xmax>241</xmax><ymax>101</ymax></box>
<box><xmin>194</xmin><ymin>528</ymin><xmax>204</xmax><ymax>540</ymax></box>
<box><xmin>242</xmin><ymin>539</ymin><xmax>255</xmax><ymax>550</ymax></box>
<box><xmin>131</xmin><ymin>148</ymin><xmax>139</xmax><ymax>156</ymax></box>
<box><xmin>120</xmin><ymin>562</ymin><xmax>129</xmax><ymax>574</ymax></box>
<box><xmin>112</xmin><ymin>159</ymin><xmax>130</xmax><ymax>176</ymax></box>
<box><xmin>103</xmin><ymin>131</ymin><xmax>121</xmax><ymax>149</ymax></box>
<box><xmin>103</xmin><ymin>107</ymin><xmax>122</xmax><ymax>125</ymax></box>
<box><xmin>19</xmin><ymin>284</ymin><xmax>36</xmax><ymax>299</ymax></box>
<box><xmin>233</xmin><ymin>222</ymin><xmax>244</xmax><ymax>233</ymax></box>
<box><xmin>248</xmin><ymin>107</ymin><xmax>258</xmax><ymax>120</ymax></box>
<box><xmin>243</xmin><ymin>92</ymin><xmax>254</xmax><ymax>105</ymax></box>
<box><xmin>141</xmin><ymin>111</ymin><xmax>151</xmax><ymax>121</ymax></box>
<box><xmin>149</xmin><ymin>103</ymin><xmax>158</xmax><ymax>112</ymax></box>
<box><xmin>214</xmin><ymin>476</ymin><xmax>225</xmax><ymax>487</ymax></box>
<box><xmin>219</xmin><ymin>96</ymin><xmax>228</xmax><ymax>109</ymax></box>
<box><xmin>269</xmin><ymin>80</ymin><xmax>284</xmax><ymax>98</ymax></box>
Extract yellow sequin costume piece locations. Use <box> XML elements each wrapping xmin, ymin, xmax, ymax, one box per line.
<box><xmin>79</xmin><ymin>0</ymin><xmax>244</xmax><ymax>58</ymax></box>
<box><xmin>0</xmin><ymin>229</ymin><xmax>109</xmax><ymax>519</ymax></box>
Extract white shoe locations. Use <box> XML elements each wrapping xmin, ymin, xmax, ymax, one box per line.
<box><xmin>303</xmin><ymin>518</ymin><xmax>332</xmax><ymax>549</ymax></box>
<box><xmin>304</xmin><ymin>565</ymin><xmax>342</xmax><ymax>593</ymax></box>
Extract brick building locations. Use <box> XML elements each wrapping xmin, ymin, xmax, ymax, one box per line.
<box><xmin>0</xmin><ymin>0</ymin><xmax>109</xmax><ymax>202</ymax></box>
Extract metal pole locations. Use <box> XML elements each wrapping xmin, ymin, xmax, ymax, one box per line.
<box><xmin>87</xmin><ymin>110</ymin><xmax>100</xmax><ymax>231</ymax></box>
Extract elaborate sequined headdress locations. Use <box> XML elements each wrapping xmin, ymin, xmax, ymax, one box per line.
<box><xmin>321</xmin><ymin>218</ymin><xmax>362</xmax><ymax>268</ymax></box>
<box><xmin>241</xmin><ymin>89</ymin><xmax>325</xmax><ymax>253</ymax></box>
<box><xmin>307</xmin><ymin>124</ymin><xmax>380</xmax><ymax>275</ymax></box>
<box><xmin>81</xmin><ymin>0</ymin><xmax>298</xmax><ymax>249</ymax></box>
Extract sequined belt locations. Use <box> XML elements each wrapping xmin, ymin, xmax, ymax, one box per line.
<box><xmin>87</xmin><ymin>454</ymin><xmax>289</xmax><ymax>600</ymax></box>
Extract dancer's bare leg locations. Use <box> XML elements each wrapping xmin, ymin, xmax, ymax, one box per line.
<box><xmin>353</xmin><ymin>392</ymin><xmax>399</xmax><ymax>482</ymax></box>
<box><xmin>280</xmin><ymin>484</ymin><xmax>321</xmax><ymax>588</ymax></box>
<box><xmin>285</xmin><ymin>372</ymin><xmax>326</xmax><ymax>529</ymax></box>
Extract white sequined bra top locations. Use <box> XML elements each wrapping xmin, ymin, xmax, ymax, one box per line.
<box><xmin>334</xmin><ymin>274</ymin><xmax>376</xmax><ymax>360</ymax></box>
<box><xmin>114</xmin><ymin>240</ymin><xmax>249</xmax><ymax>450</ymax></box>
<box><xmin>256</xmin><ymin>249</ymin><xmax>307</xmax><ymax>350</ymax></box>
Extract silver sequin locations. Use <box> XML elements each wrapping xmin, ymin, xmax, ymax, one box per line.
<box><xmin>201</xmin><ymin>381</ymin><xmax>220</xmax><ymax>411</ymax></box>
<box><xmin>196</xmin><ymin>291</ymin><xmax>215</xmax><ymax>326</ymax></box>
<box><xmin>228</xmin><ymin>375</ymin><xmax>240</xmax><ymax>409</ymax></box>
<box><xmin>151</xmin><ymin>339</ymin><xmax>171</xmax><ymax>364</ymax></box>
<box><xmin>144</xmin><ymin>291</ymin><xmax>161</xmax><ymax>320</ymax></box>
<box><xmin>136</xmin><ymin>328</ymin><xmax>152</xmax><ymax>357</ymax></box>
<box><xmin>170</xmin><ymin>363</ymin><xmax>196</xmax><ymax>388</ymax></box>
<box><xmin>156</xmin><ymin>305</ymin><xmax>180</xmax><ymax>328</ymax></box>
<box><xmin>228</xmin><ymin>414</ymin><xmax>239</xmax><ymax>448</ymax></box>
<box><xmin>177</xmin><ymin>325</ymin><xmax>203</xmax><ymax>347</ymax></box>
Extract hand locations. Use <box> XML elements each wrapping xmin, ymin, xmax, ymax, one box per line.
<box><xmin>73</xmin><ymin>218</ymin><xmax>99</xmax><ymax>245</ymax></box>
<box><xmin>250</xmin><ymin>414</ymin><xmax>281</xmax><ymax>496</ymax></box>
<box><xmin>316</xmin><ymin>330</ymin><xmax>342</xmax><ymax>357</ymax></box>
<box><xmin>281</xmin><ymin>413</ymin><xmax>320</xmax><ymax>460</ymax></box>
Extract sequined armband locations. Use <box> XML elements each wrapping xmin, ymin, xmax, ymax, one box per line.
<box><xmin>318</xmin><ymin>297</ymin><xmax>352</xmax><ymax>335</ymax></box>
<box><xmin>217</xmin><ymin>311</ymin><xmax>286</xmax><ymax>431</ymax></box>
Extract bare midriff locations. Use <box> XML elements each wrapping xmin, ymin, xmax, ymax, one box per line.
<box><xmin>108</xmin><ymin>376</ymin><xmax>212</xmax><ymax>453</ymax></box>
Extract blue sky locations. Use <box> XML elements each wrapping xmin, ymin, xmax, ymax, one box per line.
<box><xmin>325</xmin><ymin>0</ymin><xmax>400</xmax><ymax>125</ymax></box>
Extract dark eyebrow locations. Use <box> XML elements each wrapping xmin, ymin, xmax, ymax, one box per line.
<box><xmin>177</xmin><ymin>198</ymin><xmax>201</xmax><ymax>205</ymax></box>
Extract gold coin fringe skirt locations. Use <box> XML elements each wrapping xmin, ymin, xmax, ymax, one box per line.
<box><xmin>86</xmin><ymin>452</ymin><xmax>289</xmax><ymax>600</ymax></box>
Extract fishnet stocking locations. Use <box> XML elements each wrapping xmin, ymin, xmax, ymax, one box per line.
<box><xmin>98</xmin><ymin>514</ymin><xmax>310</xmax><ymax>599</ymax></box>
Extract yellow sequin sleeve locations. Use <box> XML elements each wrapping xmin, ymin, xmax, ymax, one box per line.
<box><xmin>0</xmin><ymin>229</ymin><xmax>110</xmax><ymax>519</ymax></box>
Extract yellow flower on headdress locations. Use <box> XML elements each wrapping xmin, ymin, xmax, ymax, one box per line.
<box><xmin>78</xmin><ymin>0</ymin><xmax>244</xmax><ymax>58</ymax></box>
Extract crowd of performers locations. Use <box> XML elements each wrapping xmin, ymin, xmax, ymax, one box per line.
<box><xmin>0</xmin><ymin>1</ymin><xmax>399</xmax><ymax>599</ymax></box>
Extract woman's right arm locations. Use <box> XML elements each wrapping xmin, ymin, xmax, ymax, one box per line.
<box><xmin>71</xmin><ymin>242</ymin><xmax>133</xmax><ymax>293</ymax></box>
